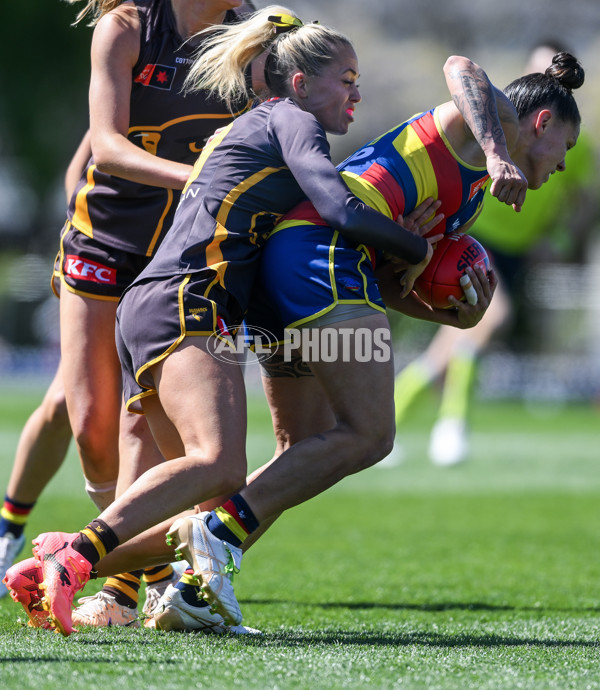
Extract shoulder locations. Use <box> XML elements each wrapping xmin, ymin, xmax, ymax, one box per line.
<box><xmin>435</xmin><ymin>100</ymin><xmax>467</xmax><ymax>144</ymax></box>
<box><xmin>266</xmin><ymin>102</ymin><xmax>331</xmax><ymax>164</ymax></box>
<box><xmin>92</xmin><ymin>1</ymin><xmax>141</xmax><ymax>64</ymax></box>
<box><xmin>94</xmin><ymin>1</ymin><xmax>141</xmax><ymax>42</ymax></box>
<box><xmin>269</xmin><ymin>99</ymin><xmax>322</xmax><ymax>132</ymax></box>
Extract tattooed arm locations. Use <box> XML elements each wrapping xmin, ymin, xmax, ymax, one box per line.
<box><xmin>443</xmin><ymin>55</ymin><xmax>528</xmax><ymax>211</ymax></box>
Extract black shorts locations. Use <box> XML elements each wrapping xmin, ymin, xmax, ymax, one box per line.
<box><xmin>53</xmin><ymin>221</ymin><xmax>151</xmax><ymax>300</ymax></box>
<box><xmin>116</xmin><ymin>272</ymin><xmax>244</xmax><ymax>412</ymax></box>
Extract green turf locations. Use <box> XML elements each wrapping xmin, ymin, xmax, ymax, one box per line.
<box><xmin>0</xmin><ymin>385</ymin><xmax>599</xmax><ymax>689</ymax></box>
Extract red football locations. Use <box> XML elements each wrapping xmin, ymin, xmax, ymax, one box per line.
<box><xmin>414</xmin><ymin>232</ymin><xmax>490</xmax><ymax>309</ymax></box>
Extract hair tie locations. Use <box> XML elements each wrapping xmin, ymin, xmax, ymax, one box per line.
<box><xmin>268</xmin><ymin>14</ymin><xmax>303</xmax><ymax>34</ymax></box>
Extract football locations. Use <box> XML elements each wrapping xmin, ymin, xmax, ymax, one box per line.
<box><xmin>414</xmin><ymin>232</ymin><xmax>490</xmax><ymax>309</ymax></box>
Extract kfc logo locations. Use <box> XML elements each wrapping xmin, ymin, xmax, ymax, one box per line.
<box><xmin>64</xmin><ymin>255</ymin><xmax>116</xmax><ymax>284</ymax></box>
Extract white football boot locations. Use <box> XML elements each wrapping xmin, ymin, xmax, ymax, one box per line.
<box><xmin>153</xmin><ymin>583</ymin><xmax>260</xmax><ymax>634</ymax></box>
<box><xmin>142</xmin><ymin>560</ymin><xmax>187</xmax><ymax>621</ymax></box>
<box><xmin>166</xmin><ymin>512</ymin><xmax>243</xmax><ymax>626</ymax></box>
<box><xmin>72</xmin><ymin>590</ymin><xmax>140</xmax><ymax>628</ymax></box>
<box><xmin>428</xmin><ymin>418</ymin><xmax>469</xmax><ymax>466</ymax></box>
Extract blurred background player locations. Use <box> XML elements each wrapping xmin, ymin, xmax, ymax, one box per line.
<box><xmin>390</xmin><ymin>40</ymin><xmax>597</xmax><ymax>467</ymax></box>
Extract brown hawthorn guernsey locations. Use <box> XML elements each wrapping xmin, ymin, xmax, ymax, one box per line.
<box><xmin>67</xmin><ymin>0</ymin><xmax>251</xmax><ymax>258</ymax></box>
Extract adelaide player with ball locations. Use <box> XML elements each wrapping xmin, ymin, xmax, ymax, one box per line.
<box><xmin>393</xmin><ymin>44</ymin><xmax>589</xmax><ymax>466</ymax></box>
<box><xmin>138</xmin><ymin>49</ymin><xmax>583</xmax><ymax>627</ymax></box>
<box><xmin>255</xmin><ymin>48</ymin><xmax>583</xmax><ymax>353</ymax></box>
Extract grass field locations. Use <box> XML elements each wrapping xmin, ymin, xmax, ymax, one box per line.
<box><xmin>0</xmin><ymin>381</ymin><xmax>599</xmax><ymax>689</ymax></box>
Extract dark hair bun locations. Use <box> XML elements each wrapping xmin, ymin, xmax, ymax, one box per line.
<box><xmin>546</xmin><ymin>52</ymin><xmax>585</xmax><ymax>91</ymax></box>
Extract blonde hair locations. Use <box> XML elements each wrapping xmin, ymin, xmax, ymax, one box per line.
<box><xmin>184</xmin><ymin>5</ymin><xmax>354</xmax><ymax>110</ymax></box>
<box><xmin>63</xmin><ymin>0</ymin><xmax>122</xmax><ymax>26</ymax></box>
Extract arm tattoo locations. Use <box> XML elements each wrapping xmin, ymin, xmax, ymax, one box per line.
<box><xmin>448</xmin><ymin>65</ymin><xmax>506</xmax><ymax>149</ymax></box>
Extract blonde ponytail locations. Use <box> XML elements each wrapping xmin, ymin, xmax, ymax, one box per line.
<box><xmin>184</xmin><ymin>6</ymin><xmax>296</xmax><ymax>108</ymax></box>
<box><xmin>185</xmin><ymin>5</ymin><xmax>353</xmax><ymax>111</ymax></box>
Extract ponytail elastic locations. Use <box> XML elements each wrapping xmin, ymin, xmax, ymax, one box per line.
<box><xmin>268</xmin><ymin>14</ymin><xmax>303</xmax><ymax>34</ymax></box>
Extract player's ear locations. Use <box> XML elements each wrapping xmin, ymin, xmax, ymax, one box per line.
<box><xmin>534</xmin><ymin>109</ymin><xmax>552</xmax><ymax>136</ymax></box>
<box><xmin>291</xmin><ymin>71</ymin><xmax>309</xmax><ymax>98</ymax></box>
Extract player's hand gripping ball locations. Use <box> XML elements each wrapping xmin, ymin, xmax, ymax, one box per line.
<box><xmin>414</xmin><ymin>232</ymin><xmax>490</xmax><ymax>309</ymax></box>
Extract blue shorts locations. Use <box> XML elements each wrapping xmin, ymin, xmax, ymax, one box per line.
<box><xmin>246</xmin><ymin>223</ymin><xmax>385</xmax><ymax>342</ymax></box>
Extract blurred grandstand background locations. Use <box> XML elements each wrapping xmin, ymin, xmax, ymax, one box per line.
<box><xmin>1</xmin><ymin>0</ymin><xmax>599</xmax><ymax>402</ymax></box>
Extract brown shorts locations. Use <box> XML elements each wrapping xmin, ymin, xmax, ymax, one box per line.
<box><xmin>116</xmin><ymin>272</ymin><xmax>244</xmax><ymax>412</ymax></box>
<box><xmin>53</xmin><ymin>221</ymin><xmax>151</xmax><ymax>301</ymax></box>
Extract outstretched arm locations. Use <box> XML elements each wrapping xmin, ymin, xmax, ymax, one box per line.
<box><xmin>443</xmin><ymin>55</ymin><xmax>527</xmax><ymax>212</ymax></box>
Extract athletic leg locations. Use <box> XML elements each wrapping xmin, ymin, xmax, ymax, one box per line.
<box><xmin>59</xmin><ymin>289</ymin><xmax>121</xmax><ymax>491</ymax></box>
<box><xmin>241</xmin><ymin>314</ymin><xmax>395</xmax><ymax>519</ymax></box>
<box><xmin>59</xmin><ymin>288</ymin><xmax>174</xmax><ymax>627</ymax></box>
<box><xmin>0</xmin><ymin>363</ymin><xmax>71</xmax><ymax>595</ymax></box>
<box><xmin>71</xmin><ymin>391</ymin><xmax>185</xmax><ymax>627</ymax></box>
<box><xmin>166</xmin><ymin>314</ymin><xmax>395</xmax><ymax>624</ymax></box>
<box><xmin>238</xmin><ymin>351</ymin><xmax>335</xmax><ymax>550</ymax></box>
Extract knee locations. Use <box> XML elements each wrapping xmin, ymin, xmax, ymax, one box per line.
<box><xmin>73</xmin><ymin>422</ymin><xmax>109</xmax><ymax>457</ymax></box>
<box><xmin>41</xmin><ymin>387</ymin><xmax>70</xmax><ymax>429</ymax></box>
<box><xmin>343</xmin><ymin>420</ymin><xmax>395</xmax><ymax>472</ymax></box>
<box><xmin>187</xmin><ymin>449</ymin><xmax>247</xmax><ymax>500</ymax></box>
<box><xmin>377</xmin><ymin>425</ymin><xmax>396</xmax><ymax>460</ymax></box>
<box><xmin>72</xmin><ymin>417</ymin><xmax>119</xmax><ymax>480</ymax></box>
<box><xmin>363</xmin><ymin>425</ymin><xmax>395</xmax><ymax>469</ymax></box>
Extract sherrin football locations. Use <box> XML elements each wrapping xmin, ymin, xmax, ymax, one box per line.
<box><xmin>414</xmin><ymin>232</ymin><xmax>490</xmax><ymax>309</ymax></box>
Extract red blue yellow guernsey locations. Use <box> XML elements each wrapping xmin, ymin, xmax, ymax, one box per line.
<box><xmin>277</xmin><ymin>107</ymin><xmax>491</xmax><ymax>240</ymax></box>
